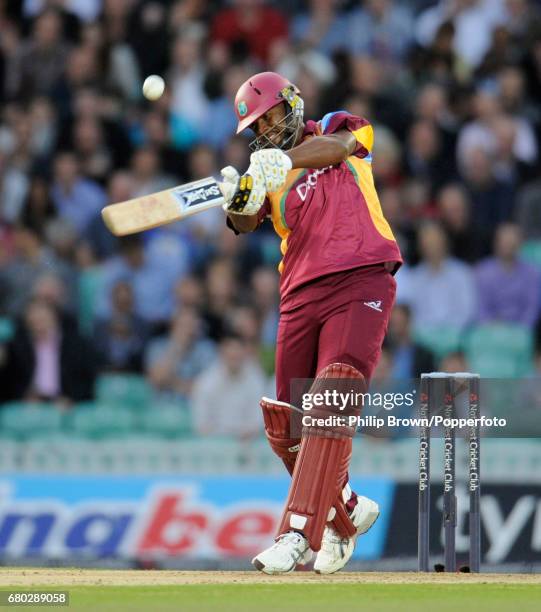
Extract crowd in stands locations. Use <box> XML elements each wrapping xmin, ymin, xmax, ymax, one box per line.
<box><xmin>1</xmin><ymin>0</ymin><xmax>541</xmax><ymax>438</ymax></box>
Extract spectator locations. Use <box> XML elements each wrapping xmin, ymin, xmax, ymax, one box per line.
<box><xmin>23</xmin><ymin>0</ymin><xmax>102</xmax><ymax>23</ymax></box>
<box><xmin>130</xmin><ymin>146</ymin><xmax>174</xmax><ymax>198</ymax></box>
<box><xmin>6</xmin><ymin>9</ymin><xmax>70</xmax><ymax>98</ymax></box>
<box><xmin>515</xmin><ymin>178</ymin><xmax>541</xmax><ymax>240</ymax></box>
<box><xmin>438</xmin><ymin>350</ymin><xmax>469</xmax><ymax>374</ymax></box>
<box><xmin>405</xmin><ymin>119</ymin><xmax>456</xmax><ymax>193</ymax></box>
<box><xmin>98</xmin><ymin>7</ymin><xmax>142</xmax><ymax>103</ymax></box>
<box><xmin>20</xmin><ymin>174</ymin><xmax>56</xmax><ymax>237</ymax></box>
<box><xmin>414</xmin><ymin>83</ymin><xmax>457</xmax><ymax>156</ymax></box>
<box><xmin>71</xmin><ymin>116</ymin><xmax>114</xmax><ymax>184</ymax></box>
<box><xmin>31</xmin><ymin>273</ymin><xmax>78</xmax><ymax>332</ymax></box>
<box><xmin>491</xmin><ymin>114</ymin><xmax>532</xmax><ymax>189</ymax></box>
<box><xmin>126</xmin><ymin>0</ymin><xmax>169</xmax><ymax>78</ymax></box>
<box><xmin>371</xmin><ymin>125</ymin><xmax>403</xmax><ymax>188</ymax></box>
<box><xmin>145</xmin><ymin>307</ymin><xmax>216</xmax><ymax>401</ymax></box>
<box><xmin>84</xmin><ymin>170</ymin><xmax>126</xmax><ymax>260</ymax></box>
<box><xmin>415</xmin><ymin>0</ymin><xmax>506</xmax><ymax>70</ymax></box>
<box><xmin>401</xmin><ymin>178</ymin><xmax>432</xmax><ymax>223</ymax></box>
<box><xmin>50</xmin><ymin>151</ymin><xmax>107</xmax><ymax>236</ymax></box>
<box><xmin>201</xmin><ymin>63</ymin><xmax>250</xmax><ymax>150</ymax></box>
<box><xmin>28</xmin><ymin>96</ymin><xmax>57</xmax><ymax>159</ymax></box>
<box><xmin>410</xmin><ymin>20</ymin><xmax>464</xmax><ymax>85</ymax></box>
<box><xmin>400</xmin><ymin>222</ymin><xmax>477</xmax><ymax>332</ymax></box>
<box><xmin>169</xmin><ymin>25</ymin><xmax>209</xmax><ymax>149</ymax></box>
<box><xmin>226</xmin><ymin>304</ymin><xmax>261</xmax><ymax>358</ymax></box>
<box><xmin>221</xmin><ymin>134</ymin><xmax>250</xmax><ymax>174</ymax></box>
<box><xmin>476</xmin><ymin>25</ymin><xmax>516</xmax><ymax>78</ymax></box>
<box><xmin>0</xmin><ymin>298</ymin><xmax>97</xmax><ymax>404</ymax></box>
<box><xmin>436</xmin><ymin>183</ymin><xmax>488</xmax><ymax>262</ymax></box>
<box><xmin>461</xmin><ymin>147</ymin><xmax>515</xmax><ymax>235</ymax></box>
<box><xmin>68</xmin><ymin>86</ymin><xmax>132</xmax><ymax>169</ymax></box>
<box><xmin>456</xmin><ymin>91</ymin><xmax>537</xmax><ymax>173</ymax></box>
<box><xmin>0</xmin><ymin>226</ymin><xmax>60</xmax><ymax>317</ymax></box>
<box><xmin>387</xmin><ymin>304</ymin><xmax>435</xmax><ymax>378</ymax></box>
<box><xmin>207</xmin><ymin>223</ymin><xmax>259</xmax><ymax>281</ymax></box>
<box><xmin>174</xmin><ymin>275</ymin><xmax>205</xmax><ymax>312</ymax></box>
<box><xmin>53</xmin><ymin>44</ymin><xmax>101</xmax><ymax>116</ymax></box>
<box><xmin>94</xmin><ymin>280</ymin><xmax>149</xmax><ymax>373</ymax></box>
<box><xmin>504</xmin><ymin>0</ymin><xmax>541</xmax><ymax>43</ymax></box>
<box><xmin>0</xmin><ymin>149</ymin><xmax>30</xmax><ymax>224</ymax></box>
<box><xmin>292</xmin><ymin>0</ymin><xmax>347</xmax><ymax>55</ymax></box>
<box><xmin>43</xmin><ymin>219</ymin><xmax>80</xmax><ymax>308</ymax></box>
<box><xmin>96</xmin><ymin>235</ymin><xmax>184</xmax><ymax>328</ymax></box>
<box><xmin>476</xmin><ymin>223</ymin><xmax>540</xmax><ymax>327</ymax></box>
<box><xmin>497</xmin><ymin>66</ymin><xmax>532</xmax><ymax>118</ymax></box>
<box><xmin>142</xmin><ymin>110</ymin><xmax>184</xmax><ymax>179</ymax></box>
<box><xmin>347</xmin><ymin>0</ymin><xmax>414</xmax><ymax>62</ymax></box>
<box><xmin>191</xmin><ymin>334</ymin><xmax>266</xmax><ymax>438</ymax></box>
<box><xmin>202</xmin><ymin>258</ymin><xmax>238</xmax><ymax>341</ymax></box>
<box><xmin>210</xmin><ymin>0</ymin><xmax>288</xmax><ymax>64</ymax></box>
<box><xmin>180</xmin><ymin>145</ymin><xmax>223</xmax><ymax>243</ymax></box>
<box><xmin>523</xmin><ymin>24</ymin><xmax>541</xmax><ymax>101</ymax></box>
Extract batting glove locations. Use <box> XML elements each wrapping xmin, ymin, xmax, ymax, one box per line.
<box><xmin>220</xmin><ymin>166</ymin><xmax>240</xmax><ymax>205</ymax></box>
<box><xmin>220</xmin><ymin>165</ymin><xmax>266</xmax><ymax>215</ymax></box>
<box><xmin>247</xmin><ymin>149</ymin><xmax>293</xmax><ymax>193</ymax></box>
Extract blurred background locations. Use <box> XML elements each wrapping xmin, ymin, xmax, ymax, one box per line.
<box><xmin>0</xmin><ymin>0</ymin><xmax>540</xmax><ymax>571</ymax></box>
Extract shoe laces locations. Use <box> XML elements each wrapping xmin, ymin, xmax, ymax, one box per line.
<box><xmin>276</xmin><ymin>531</ymin><xmax>307</xmax><ymax>550</ymax></box>
<box><xmin>322</xmin><ymin>526</ymin><xmax>348</xmax><ymax>548</ymax></box>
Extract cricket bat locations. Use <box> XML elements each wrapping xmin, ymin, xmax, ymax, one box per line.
<box><xmin>101</xmin><ymin>177</ymin><xmax>227</xmax><ymax>236</ymax></box>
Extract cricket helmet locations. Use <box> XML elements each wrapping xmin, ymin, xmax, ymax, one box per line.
<box><xmin>234</xmin><ymin>71</ymin><xmax>304</xmax><ymax>151</ymax></box>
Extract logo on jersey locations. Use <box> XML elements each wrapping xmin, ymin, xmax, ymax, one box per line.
<box><xmin>296</xmin><ymin>166</ymin><xmax>331</xmax><ymax>202</ymax></box>
<box><xmin>364</xmin><ymin>301</ymin><xmax>383</xmax><ymax>312</ymax></box>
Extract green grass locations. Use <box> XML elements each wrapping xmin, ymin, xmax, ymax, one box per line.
<box><xmin>5</xmin><ymin>584</ymin><xmax>541</xmax><ymax>612</ymax></box>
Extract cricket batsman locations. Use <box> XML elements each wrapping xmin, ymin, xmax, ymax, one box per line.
<box><xmin>220</xmin><ymin>72</ymin><xmax>402</xmax><ymax>574</ymax></box>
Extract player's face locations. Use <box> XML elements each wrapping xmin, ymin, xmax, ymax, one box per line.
<box><xmin>251</xmin><ymin>104</ymin><xmax>287</xmax><ymax>145</ymax></box>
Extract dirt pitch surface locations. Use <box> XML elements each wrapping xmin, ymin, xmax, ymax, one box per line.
<box><xmin>0</xmin><ymin>569</ymin><xmax>539</xmax><ymax>586</ymax></box>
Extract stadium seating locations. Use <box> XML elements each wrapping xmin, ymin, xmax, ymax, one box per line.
<box><xmin>0</xmin><ymin>402</ymin><xmax>64</xmax><ymax>441</ymax></box>
<box><xmin>520</xmin><ymin>240</ymin><xmax>541</xmax><ymax>271</ymax></box>
<box><xmin>77</xmin><ymin>269</ymin><xmax>104</xmax><ymax>337</ymax></box>
<box><xmin>413</xmin><ymin>326</ymin><xmax>463</xmax><ymax>360</ymax></box>
<box><xmin>95</xmin><ymin>373</ymin><xmax>152</xmax><ymax>410</ymax></box>
<box><xmin>66</xmin><ymin>402</ymin><xmax>139</xmax><ymax>439</ymax></box>
<box><xmin>464</xmin><ymin>323</ymin><xmax>534</xmax><ymax>378</ymax></box>
<box><xmin>138</xmin><ymin>402</ymin><xmax>192</xmax><ymax>438</ymax></box>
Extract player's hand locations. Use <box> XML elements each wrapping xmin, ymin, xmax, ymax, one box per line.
<box><xmin>221</xmin><ymin>166</ymin><xmax>266</xmax><ymax>215</ymax></box>
<box><xmin>247</xmin><ymin>149</ymin><xmax>292</xmax><ymax>193</ymax></box>
<box><xmin>220</xmin><ymin>166</ymin><xmax>240</xmax><ymax>204</ymax></box>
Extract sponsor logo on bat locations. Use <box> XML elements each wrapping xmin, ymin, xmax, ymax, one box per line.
<box><xmin>172</xmin><ymin>183</ymin><xmax>222</xmax><ymax>209</ymax></box>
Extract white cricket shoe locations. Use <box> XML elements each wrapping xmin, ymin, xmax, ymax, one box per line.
<box><xmin>252</xmin><ymin>531</ymin><xmax>313</xmax><ymax>575</ymax></box>
<box><xmin>314</xmin><ymin>496</ymin><xmax>380</xmax><ymax>574</ymax></box>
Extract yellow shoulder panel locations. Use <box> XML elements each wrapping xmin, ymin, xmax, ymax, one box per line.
<box><xmin>352</xmin><ymin>124</ymin><xmax>374</xmax><ymax>153</ymax></box>
<box><xmin>347</xmin><ymin>156</ymin><xmax>395</xmax><ymax>241</ymax></box>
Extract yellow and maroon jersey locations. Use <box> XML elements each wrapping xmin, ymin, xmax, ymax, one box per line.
<box><xmin>261</xmin><ymin>111</ymin><xmax>402</xmax><ymax>302</ymax></box>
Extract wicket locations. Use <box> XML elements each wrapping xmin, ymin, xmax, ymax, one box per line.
<box><xmin>418</xmin><ymin>372</ymin><xmax>481</xmax><ymax>573</ymax></box>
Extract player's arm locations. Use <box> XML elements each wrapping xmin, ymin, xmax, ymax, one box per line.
<box><xmin>285</xmin><ymin>129</ymin><xmax>357</xmax><ymax>169</ymax></box>
<box><xmin>221</xmin><ymin>127</ymin><xmax>357</xmax><ymax>224</ymax></box>
<box><xmin>227</xmin><ymin>211</ymin><xmax>260</xmax><ymax>233</ymax></box>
